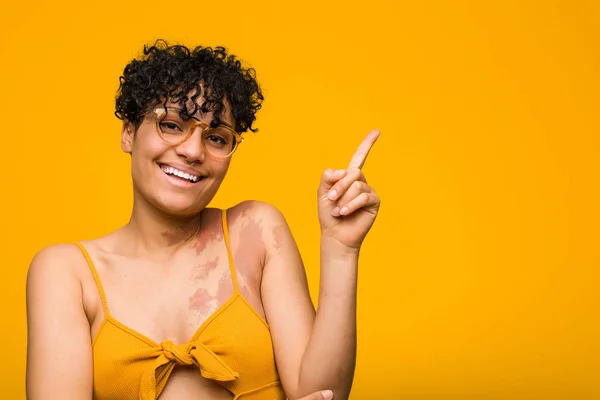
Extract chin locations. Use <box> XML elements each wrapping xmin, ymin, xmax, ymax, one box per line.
<box><xmin>150</xmin><ymin>193</ymin><xmax>210</xmax><ymax>218</ymax></box>
<box><xmin>160</xmin><ymin>202</ymin><xmax>206</xmax><ymax>218</ymax></box>
<box><xmin>133</xmin><ymin>171</ymin><xmax>222</xmax><ymax>218</ymax></box>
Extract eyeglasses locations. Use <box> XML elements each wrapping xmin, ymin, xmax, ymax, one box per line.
<box><xmin>153</xmin><ymin>107</ymin><xmax>243</xmax><ymax>159</ymax></box>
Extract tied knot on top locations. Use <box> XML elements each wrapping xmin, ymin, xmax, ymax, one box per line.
<box><xmin>160</xmin><ymin>340</ymin><xmax>194</xmax><ymax>365</ymax></box>
<box><xmin>139</xmin><ymin>337</ymin><xmax>241</xmax><ymax>400</ymax></box>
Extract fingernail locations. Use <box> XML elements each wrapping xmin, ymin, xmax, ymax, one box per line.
<box><xmin>340</xmin><ymin>206</ymin><xmax>349</xmax><ymax>215</ymax></box>
<box><xmin>331</xmin><ymin>207</ymin><xmax>340</xmax><ymax>216</ymax></box>
<box><xmin>322</xmin><ymin>390</ymin><xmax>333</xmax><ymax>399</ymax></box>
<box><xmin>327</xmin><ymin>190</ymin><xmax>337</xmax><ymax>200</ymax></box>
<box><xmin>335</xmin><ymin>169</ymin><xmax>345</xmax><ymax>177</ymax></box>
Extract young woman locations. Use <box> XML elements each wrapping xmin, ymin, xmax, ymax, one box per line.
<box><xmin>26</xmin><ymin>40</ymin><xmax>380</xmax><ymax>400</ymax></box>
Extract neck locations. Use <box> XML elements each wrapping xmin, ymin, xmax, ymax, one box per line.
<box><xmin>121</xmin><ymin>195</ymin><xmax>204</xmax><ymax>258</ymax></box>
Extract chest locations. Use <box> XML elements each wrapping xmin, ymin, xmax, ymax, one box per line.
<box><xmin>94</xmin><ymin>243</ymin><xmax>240</xmax><ymax>344</ymax></box>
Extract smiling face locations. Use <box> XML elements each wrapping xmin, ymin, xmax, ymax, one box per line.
<box><xmin>121</xmin><ymin>96</ymin><xmax>237</xmax><ymax>217</ymax></box>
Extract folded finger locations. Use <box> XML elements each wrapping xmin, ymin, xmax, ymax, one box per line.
<box><xmin>331</xmin><ymin>180</ymin><xmax>369</xmax><ymax>216</ymax></box>
<box><xmin>339</xmin><ymin>191</ymin><xmax>379</xmax><ymax>216</ymax></box>
<box><xmin>327</xmin><ymin>167</ymin><xmax>364</xmax><ymax>202</ymax></box>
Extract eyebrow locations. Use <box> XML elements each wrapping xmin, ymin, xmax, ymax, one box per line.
<box><xmin>219</xmin><ymin>120</ymin><xmax>235</xmax><ymax>129</ymax></box>
<box><xmin>168</xmin><ymin>107</ymin><xmax>235</xmax><ymax>129</ymax></box>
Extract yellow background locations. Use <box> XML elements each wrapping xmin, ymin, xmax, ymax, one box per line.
<box><xmin>1</xmin><ymin>0</ymin><xmax>599</xmax><ymax>398</ymax></box>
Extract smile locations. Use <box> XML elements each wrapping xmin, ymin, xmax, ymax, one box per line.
<box><xmin>160</xmin><ymin>165</ymin><xmax>203</xmax><ymax>183</ymax></box>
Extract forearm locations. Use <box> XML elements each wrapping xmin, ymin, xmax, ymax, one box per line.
<box><xmin>297</xmin><ymin>236</ymin><xmax>359</xmax><ymax>400</ymax></box>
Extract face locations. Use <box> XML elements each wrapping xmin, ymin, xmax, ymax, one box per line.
<box><xmin>121</xmin><ymin>96</ymin><xmax>237</xmax><ymax>217</ymax></box>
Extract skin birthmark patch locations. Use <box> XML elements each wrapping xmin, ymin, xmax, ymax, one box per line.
<box><xmin>193</xmin><ymin>219</ymin><xmax>223</xmax><ymax>255</ymax></box>
<box><xmin>272</xmin><ymin>224</ymin><xmax>287</xmax><ymax>253</ymax></box>
<box><xmin>161</xmin><ymin>224</ymin><xmax>199</xmax><ymax>246</ymax></box>
<box><xmin>188</xmin><ymin>288</ymin><xmax>215</xmax><ymax>315</ymax></box>
<box><xmin>193</xmin><ymin>257</ymin><xmax>220</xmax><ymax>280</ymax></box>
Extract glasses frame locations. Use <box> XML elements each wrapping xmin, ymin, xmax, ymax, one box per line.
<box><xmin>153</xmin><ymin>107</ymin><xmax>244</xmax><ymax>160</ymax></box>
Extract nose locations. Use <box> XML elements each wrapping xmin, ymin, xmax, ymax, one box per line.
<box><xmin>174</xmin><ymin>124</ymin><xmax>206</xmax><ymax>164</ymax></box>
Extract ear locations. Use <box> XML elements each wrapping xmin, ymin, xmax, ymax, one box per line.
<box><xmin>121</xmin><ymin>121</ymin><xmax>134</xmax><ymax>153</ymax></box>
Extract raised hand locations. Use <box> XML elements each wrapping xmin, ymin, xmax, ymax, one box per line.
<box><xmin>318</xmin><ymin>129</ymin><xmax>381</xmax><ymax>250</ymax></box>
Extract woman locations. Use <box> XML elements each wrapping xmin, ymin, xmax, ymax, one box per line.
<box><xmin>26</xmin><ymin>40</ymin><xmax>380</xmax><ymax>400</ymax></box>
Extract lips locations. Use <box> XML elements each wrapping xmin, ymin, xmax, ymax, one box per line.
<box><xmin>159</xmin><ymin>164</ymin><xmax>204</xmax><ymax>183</ymax></box>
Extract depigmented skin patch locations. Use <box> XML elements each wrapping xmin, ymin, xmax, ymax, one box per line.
<box><xmin>193</xmin><ymin>212</ymin><xmax>223</xmax><ymax>255</ymax></box>
<box><xmin>216</xmin><ymin>270</ymin><xmax>234</xmax><ymax>304</ymax></box>
<box><xmin>159</xmin><ymin>210</ymin><xmax>207</xmax><ymax>247</ymax></box>
<box><xmin>233</xmin><ymin>216</ymin><xmax>264</xmax><ymax>274</ymax></box>
<box><xmin>159</xmin><ymin>208</ymin><xmax>222</xmax><ymax>255</ymax></box>
<box><xmin>187</xmin><ymin>269</ymin><xmax>233</xmax><ymax>326</ymax></box>
<box><xmin>184</xmin><ymin>205</ymin><xmax>272</xmax><ymax>325</ymax></box>
<box><xmin>229</xmin><ymin>204</ymin><xmax>268</xmax><ymax>319</ymax></box>
<box><xmin>161</xmin><ymin>224</ymin><xmax>200</xmax><ymax>246</ymax></box>
<box><xmin>272</xmin><ymin>224</ymin><xmax>287</xmax><ymax>253</ymax></box>
<box><xmin>193</xmin><ymin>257</ymin><xmax>219</xmax><ymax>280</ymax></box>
<box><xmin>188</xmin><ymin>288</ymin><xmax>215</xmax><ymax>316</ymax></box>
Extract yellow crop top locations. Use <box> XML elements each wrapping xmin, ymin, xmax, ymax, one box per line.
<box><xmin>75</xmin><ymin>210</ymin><xmax>285</xmax><ymax>400</ymax></box>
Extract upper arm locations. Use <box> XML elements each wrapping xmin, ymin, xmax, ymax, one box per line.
<box><xmin>26</xmin><ymin>244</ymin><xmax>93</xmax><ymax>400</ymax></box>
<box><xmin>252</xmin><ymin>202</ymin><xmax>316</xmax><ymax>399</ymax></box>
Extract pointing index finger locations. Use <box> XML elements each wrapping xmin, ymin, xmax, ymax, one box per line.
<box><xmin>348</xmin><ymin>129</ymin><xmax>380</xmax><ymax>169</ymax></box>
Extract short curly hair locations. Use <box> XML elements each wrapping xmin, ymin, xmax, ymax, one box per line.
<box><xmin>115</xmin><ymin>39</ymin><xmax>264</xmax><ymax>133</ymax></box>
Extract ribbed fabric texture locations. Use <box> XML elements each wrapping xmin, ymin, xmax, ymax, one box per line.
<box><xmin>75</xmin><ymin>210</ymin><xmax>285</xmax><ymax>400</ymax></box>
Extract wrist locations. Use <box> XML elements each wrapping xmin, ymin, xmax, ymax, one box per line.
<box><xmin>319</xmin><ymin>234</ymin><xmax>359</xmax><ymax>300</ymax></box>
<box><xmin>320</xmin><ymin>234</ymin><xmax>360</xmax><ymax>260</ymax></box>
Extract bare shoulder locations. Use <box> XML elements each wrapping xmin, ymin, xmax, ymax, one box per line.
<box><xmin>227</xmin><ymin>200</ymin><xmax>288</xmax><ymax>227</ymax></box>
<box><xmin>28</xmin><ymin>243</ymin><xmax>85</xmax><ymax>275</ymax></box>
<box><xmin>227</xmin><ymin>200</ymin><xmax>300</xmax><ymax>261</ymax></box>
<box><xmin>226</xmin><ymin>200</ymin><xmax>296</xmax><ymax>262</ymax></box>
<box><xmin>26</xmin><ymin>243</ymin><xmax>95</xmax><ymax>399</ymax></box>
<box><xmin>27</xmin><ymin>244</ymin><xmax>87</xmax><ymax>296</ymax></box>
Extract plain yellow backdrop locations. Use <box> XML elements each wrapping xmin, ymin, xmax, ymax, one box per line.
<box><xmin>1</xmin><ymin>0</ymin><xmax>599</xmax><ymax>398</ymax></box>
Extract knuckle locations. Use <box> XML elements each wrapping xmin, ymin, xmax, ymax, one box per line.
<box><xmin>350</xmin><ymin>180</ymin><xmax>362</xmax><ymax>191</ymax></box>
<box><xmin>344</xmin><ymin>182</ymin><xmax>361</xmax><ymax>199</ymax></box>
<box><xmin>350</xmin><ymin>181</ymin><xmax>367</xmax><ymax>195</ymax></box>
<box><xmin>359</xmin><ymin>191</ymin><xmax>369</xmax><ymax>202</ymax></box>
<box><xmin>336</xmin><ymin>176</ymin><xmax>352</xmax><ymax>191</ymax></box>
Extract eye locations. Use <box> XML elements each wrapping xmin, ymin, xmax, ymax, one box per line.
<box><xmin>205</xmin><ymin>134</ymin><xmax>228</xmax><ymax>146</ymax></box>
<box><xmin>203</xmin><ymin>127</ymin><xmax>235</xmax><ymax>148</ymax></box>
<box><xmin>159</xmin><ymin>121</ymin><xmax>184</xmax><ymax>134</ymax></box>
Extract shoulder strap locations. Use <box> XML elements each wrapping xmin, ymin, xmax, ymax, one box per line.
<box><xmin>221</xmin><ymin>209</ymin><xmax>240</xmax><ymax>293</ymax></box>
<box><xmin>74</xmin><ymin>242</ymin><xmax>111</xmax><ymax>316</ymax></box>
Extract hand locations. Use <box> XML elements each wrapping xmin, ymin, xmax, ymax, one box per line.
<box><xmin>318</xmin><ymin>129</ymin><xmax>381</xmax><ymax>250</ymax></box>
<box><xmin>291</xmin><ymin>389</ymin><xmax>334</xmax><ymax>400</ymax></box>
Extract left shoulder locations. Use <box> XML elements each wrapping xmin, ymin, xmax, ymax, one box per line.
<box><xmin>226</xmin><ymin>200</ymin><xmax>288</xmax><ymax>228</ymax></box>
<box><xmin>225</xmin><ymin>201</ymin><xmax>297</xmax><ymax>262</ymax></box>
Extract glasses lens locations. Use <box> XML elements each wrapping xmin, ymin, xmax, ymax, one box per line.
<box><xmin>156</xmin><ymin>108</ymin><xmax>239</xmax><ymax>158</ymax></box>
<box><xmin>157</xmin><ymin>109</ymin><xmax>191</xmax><ymax>144</ymax></box>
<box><xmin>203</xmin><ymin>127</ymin><xmax>238</xmax><ymax>158</ymax></box>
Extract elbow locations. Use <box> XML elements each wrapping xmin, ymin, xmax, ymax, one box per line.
<box><xmin>295</xmin><ymin>373</ymin><xmax>355</xmax><ymax>400</ymax></box>
<box><xmin>328</xmin><ymin>384</ymin><xmax>353</xmax><ymax>400</ymax></box>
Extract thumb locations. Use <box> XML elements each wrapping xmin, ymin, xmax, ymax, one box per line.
<box><xmin>294</xmin><ymin>389</ymin><xmax>334</xmax><ymax>400</ymax></box>
<box><xmin>318</xmin><ymin>169</ymin><xmax>346</xmax><ymax>197</ymax></box>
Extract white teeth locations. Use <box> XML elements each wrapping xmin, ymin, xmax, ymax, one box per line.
<box><xmin>160</xmin><ymin>165</ymin><xmax>200</xmax><ymax>182</ymax></box>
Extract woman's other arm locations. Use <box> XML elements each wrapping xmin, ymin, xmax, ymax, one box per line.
<box><xmin>262</xmin><ymin>131</ymin><xmax>381</xmax><ymax>400</ymax></box>
<box><xmin>259</xmin><ymin>204</ymin><xmax>358</xmax><ymax>400</ymax></box>
<box><xmin>26</xmin><ymin>245</ymin><xmax>93</xmax><ymax>400</ymax></box>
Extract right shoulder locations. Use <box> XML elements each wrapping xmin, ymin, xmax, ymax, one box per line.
<box><xmin>26</xmin><ymin>243</ymin><xmax>95</xmax><ymax>398</ymax></box>
<box><xmin>27</xmin><ymin>244</ymin><xmax>88</xmax><ymax>292</ymax></box>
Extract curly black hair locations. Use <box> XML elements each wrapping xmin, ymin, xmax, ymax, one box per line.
<box><xmin>115</xmin><ymin>39</ymin><xmax>264</xmax><ymax>133</ymax></box>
